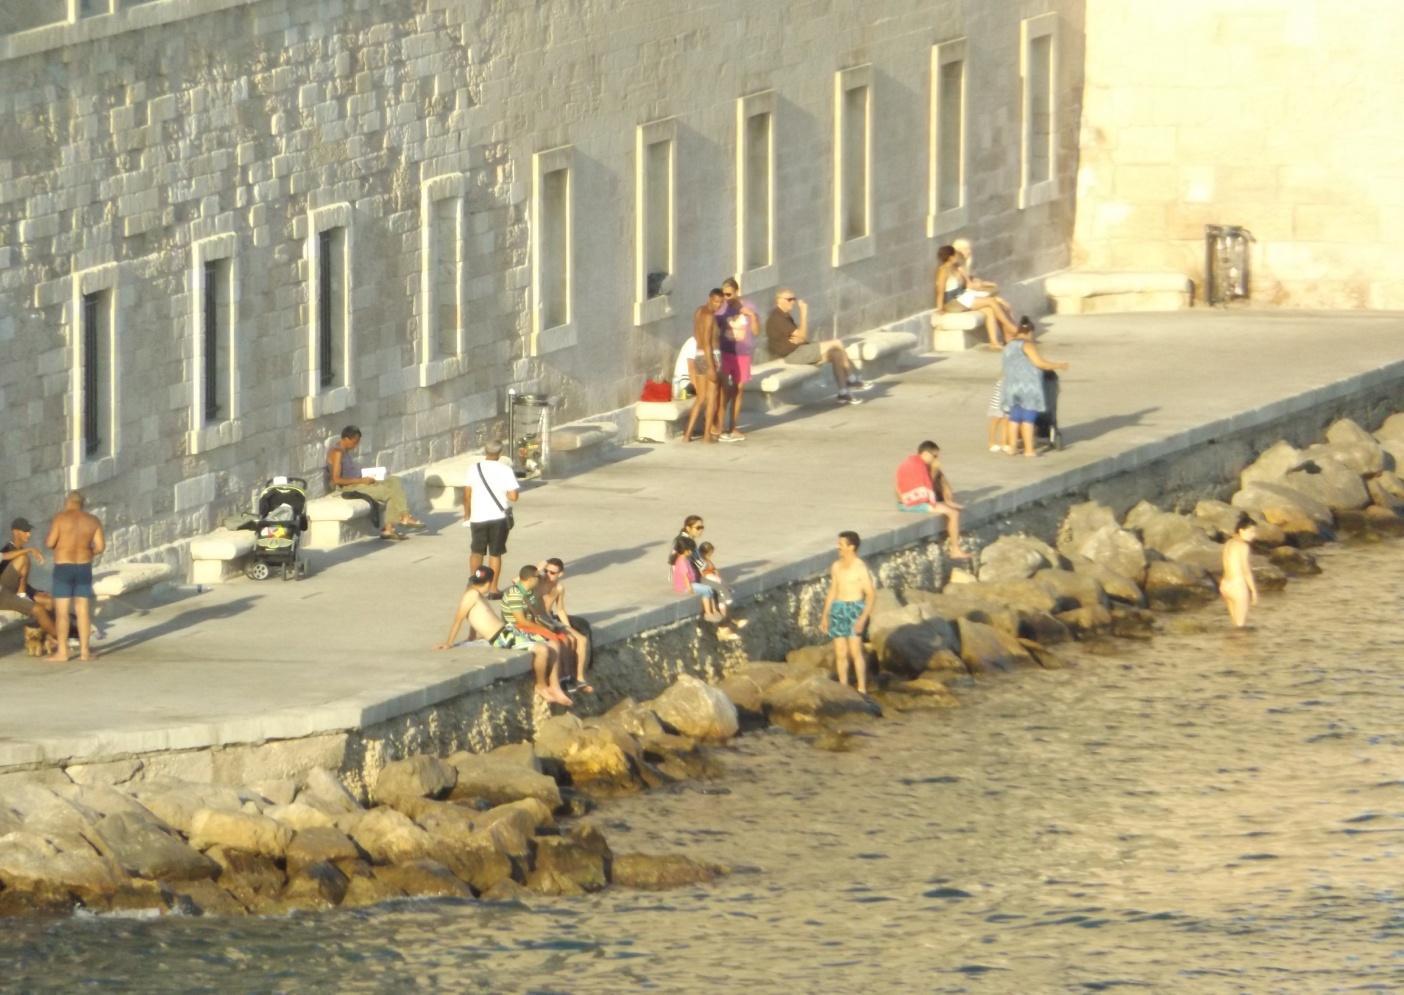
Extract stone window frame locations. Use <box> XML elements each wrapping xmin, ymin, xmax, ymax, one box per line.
<box><xmin>188</xmin><ymin>232</ymin><xmax>243</xmax><ymax>455</ymax></box>
<box><xmin>418</xmin><ymin>173</ymin><xmax>468</xmax><ymax>387</ymax></box>
<box><xmin>735</xmin><ymin>89</ymin><xmax>778</xmax><ymax>295</ymax></box>
<box><xmin>66</xmin><ymin>262</ymin><xmax>121</xmax><ymax>490</ymax></box>
<box><xmin>1018</xmin><ymin>12</ymin><xmax>1060</xmax><ymax>211</ymax></box>
<box><xmin>928</xmin><ymin>38</ymin><xmax>969</xmax><ymax>238</ymax></box>
<box><xmin>530</xmin><ymin>145</ymin><xmax>576</xmax><ymax>357</ymax></box>
<box><xmin>633</xmin><ymin>117</ymin><xmax>677</xmax><ymax>327</ymax></box>
<box><xmin>303</xmin><ymin>202</ymin><xmax>355</xmax><ymax>420</ymax></box>
<box><xmin>831</xmin><ymin>64</ymin><xmax>875</xmax><ymax>268</ymax></box>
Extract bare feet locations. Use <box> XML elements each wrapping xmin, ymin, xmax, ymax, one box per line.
<box><xmin>79</xmin><ymin>651</ymin><xmax>97</xmax><ymax>662</ymax></box>
<box><xmin>44</xmin><ymin>653</ymin><xmax>69</xmax><ymax>663</ymax></box>
<box><xmin>535</xmin><ymin>685</ymin><xmax>574</xmax><ymax>707</ymax></box>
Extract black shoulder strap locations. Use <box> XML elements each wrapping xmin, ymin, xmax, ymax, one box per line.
<box><xmin>476</xmin><ymin>462</ymin><xmax>506</xmax><ymax>514</ymax></box>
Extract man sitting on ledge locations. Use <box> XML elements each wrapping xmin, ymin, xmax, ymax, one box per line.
<box><xmin>0</xmin><ymin>516</ymin><xmax>58</xmax><ymax>652</ymax></box>
<box><xmin>327</xmin><ymin>425</ymin><xmax>424</xmax><ymax>542</ymax></box>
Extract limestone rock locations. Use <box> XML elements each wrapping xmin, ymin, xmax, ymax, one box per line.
<box><xmin>651</xmin><ymin>675</ymin><xmax>740</xmax><ymax>742</ymax></box>
<box><xmin>189</xmin><ymin>809</ymin><xmax>292</xmax><ymax>860</ymax></box>
<box><xmin>95</xmin><ymin>812</ymin><xmax>218</xmax><ymax>881</ymax></box>
<box><xmin>903</xmin><ymin>589</ymin><xmax>1021</xmax><ymax>637</ymax></box>
<box><xmin>528</xmin><ymin>825</ymin><xmax>610</xmax><ymax>895</ymax></box>
<box><xmin>435</xmin><ymin>841</ymin><xmax>515</xmax><ymax>894</ymax></box>
<box><xmin>1165</xmin><ymin>535</ymin><xmax>1225</xmax><ymax>576</ymax></box>
<box><xmin>967</xmin><ymin>579</ymin><xmax>1058</xmax><ymax>614</ymax></box>
<box><xmin>0</xmin><ymin>830</ymin><xmax>128</xmax><ymax>901</ymax></box>
<box><xmin>168</xmin><ymin>878</ymin><xmax>249</xmax><ymax>917</ymax></box>
<box><xmin>65</xmin><ymin>759</ymin><xmax>143</xmax><ymax>787</ymax></box>
<box><xmin>785</xmin><ymin>643</ymin><xmax>835</xmax><ymax>672</ymax></box>
<box><xmin>489</xmin><ymin>743</ymin><xmax>543</xmax><ymax>770</ymax></box>
<box><xmin>207</xmin><ymin>846</ymin><xmax>286</xmax><ymax>907</ymax></box>
<box><xmin>1072</xmin><ymin>525</ymin><xmax>1148</xmax><ymax>583</ymax></box>
<box><xmin>1287</xmin><ymin>445</ymin><xmax>1370</xmax><ymax>510</ymax></box>
<box><xmin>1054</xmin><ymin>604</ymin><xmax>1113</xmax><ymax>637</ymax></box>
<box><xmin>1018</xmin><ymin>611</ymin><xmax>1073</xmax><ymax>645</ymax></box>
<box><xmin>1143</xmin><ymin>560</ymin><xmax>1216</xmax><ymax>611</ymax></box>
<box><xmin>343</xmin><ymin>807</ymin><xmax>439</xmax><ymax>865</ymax></box>
<box><xmin>977</xmin><ymin>534</ymin><xmax>1060</xmax><ymax>582</ymax></box>
<box><xmin>129</xmin><ymin>781</ymin><xmax>247</xmax><ymax>835</ymax></box>
<box><xmin>340</xmin><ymin>867</ymin><xmax>411</xmax><ymax>908</ymax></box>
<box><xmin>445</xmin><ymin>752</ymin><xmax>562</xmax><ymax>810</ymax></box>
<box><xmin>409</xmin><ymin>799</ymin><xmax>481</xmax><ymax>849</ymax></box>
<box><xmin>1127</xmin><ymin>504</ymin><xmax>1213</xmax><ymax>557</ymax></box>
<box><xmin>286</xmin><ymin>826</ymin><xmax>361</xmax><ymax>874</ymax></box>
<box><xmin>281</xmin><ymin>859</ymin><xmax>349</xmax><ymax>909</ymax></box>
<box><xmin>0</xmin><ymin>783</ymin><xmax>104</xmax><ymax>845</ymax></box>
<box><xmin>266</xmin><ymin>801</ymin><xmax>338</xmax><ymax>832</ymax></box>
<box><xmin>476</xmin><ymin>798</ymin><xmax>555</xmax><ymax>839</ymax></box>
<box><xmin>1324</xmin><ymin>419</ymin><xmax>1386</xmax><ymax>475</ymax></box>
<box><xmin>925</xmin><ymin>649</ymin><xmax>969</xmax><ymax>678</ymax></box>
<box><xmin>534</xmin><ymin>715</ymin><xmax>640</xmax><ymax>787</ymax></box>
<box><xmin>611</xmin><ymin>852</ymin><xmax>723</xmax><ymax>890</ymax></box>
<box><xmin>869</xmin><ymin>616</ymin><xmax>958</xmax><ymax>677</ymax></box>
<box><xmin>1057</xmin><ymin>500</ymin><xmax>1119</xmax><ymax>554</ymax></box>
<box><xmin>479</xmin><ymin>878</ymin><xmax>534</xmax><ymax>903</ymax></box>
<box><xmin>369</xmin><ymin>858</ymin><xmax>473</xmax><ymax>900</ymax></box>
<box><xmin>1365</xmin><ymin>503</ymin><xmax>1404</xmax><ymax>536</ymax></box>
<box><xmin>248</xmin><ymin>779</ymin><xmax>299</xmax><ymax>807</ymax></box>
<box><xmin>1367</xmin><ymin>471</ymin><xmax>1404</xmax><ymax>510</ymax></box>
<box><xmin>1064</xmin><ymin>553</ymin><xmax>1146</xmax><ymax>607</ymax></box>
<box><xmin>1376</xmin><ymin>412</ymin><xmax>1404</xmax><ymax>444</ymax></box>
<box><xmin>1193</xmin><ymin>499</ymin><xmax>1244</xmax><ymax>539</ymax></box>
<box><xmin>956</xmin><ymin>618</ymin><xmax>1037</xmax><ymax>672</ymax></box>
<box><xmin>1032</xmin><ymin>569</ymin><xmax>1109</xmax><ymax>611</ymax></box>
<box><xmin>717</xmin><ymin>672</ymin><xmax>767</xmax><ymax>718</ymax></box>
<box><xmin>885</xmin><ymin>676</ymin><xmax>960</xmax><ymax>707</ymax></box>
<box><xmin>1241</xmin><ymin>441</ymin><xmax>1307</xmax><ymax>487</ymax></box>
<box><xmin>1268</xmin><ymin>545</ymin><xmax>1321</xmax><ymax>576</ymax></box>
<box><xmin>762</xmin><ymin>675</ymin><xmax>881</xmax><ymax>723</ymax></box>
<box><xmin>1232</xmin><ymin>483</ymin><xmax>1331</xmax><ymax>543</ymax></box>
<box><xmin>298</xmin><ymin>768</ymin><xmax>362</xmax><ymax>813</ymax></box>
<box><xmin>372</xmin><ymin>756</ymin><xmax>458</xmax><ymax>808</ymax></box>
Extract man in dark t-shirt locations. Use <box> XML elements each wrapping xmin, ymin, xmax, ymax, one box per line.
<box><xmin>764</xmin><ymin>287</ymin><xmax>866</xmax><ymax>405</ymax></box>
<box><xmin>0</xmin><ymin>517</ymin><xmax>58</xmax><ymax>643</ymax></box>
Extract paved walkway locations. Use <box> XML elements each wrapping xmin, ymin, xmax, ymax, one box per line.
<box><xmin>4</xmin><ymin>309</ymin><xmax>1404</xmax><ymax>767</ymax></box>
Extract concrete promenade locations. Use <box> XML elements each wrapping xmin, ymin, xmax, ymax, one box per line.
<box><xmin>4</xmin><ymin>309</ymin><xmax>1404</xmax><ymax>770</ymax></box>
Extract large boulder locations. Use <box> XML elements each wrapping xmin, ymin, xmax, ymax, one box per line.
<box><xmin>977</xmin><ymin>535</ymin><xmax>1061</xmax><ymax>582</ymax></box>
<box><xmin>967</xmin><ymin>579</ymin><xmax>1058</xmax><ymax>614</ymax></box>
<box><xmin>189</xmin><ymin>809</ymin><xmax>293</xmax><ymax>860</ymax></box>
<box><xmin>371</xmin><ymin>756</ymin><xmax>458</xmax><ymax>808</ymax></box>
<box><xmin>0</xmin><ymin>831</ymin><xmax>128</xmax><ymax>902</ymax></box>
<box><xmin>762</xmin><ymin>675</ymin><xmax>881</xmax><ymax>723</ymax></box>
<box><xmin>0</xmin><ymin>783</ymin><xmax>104</xmax><ymax>846</ymax></box>
<box><xmin>280</xmin><ymin>860</ymin><xmax>350</xmax><ymax>909</ymax></box>
<box><xmin>651</xmin><ymin>675</ymin><xmax>740</xmax><ymax>742</ymax></box>
<box><xmin>785</xmin><ymin>644</ymin><xmax>835</xmax><ymax>672</ymax></box>
<box><xmin>1031</xmin><ymin>569</ymin><xmax>1109</xmax><ymax>612</ymax></box>
<box><xmin>902</xmin><ymin>589</ymin><xmax>1021</xmax><ymax>638</ymax></box>
<box><xmin>371</xmin><ymin>859</ymin><xmax>474</xmax><ymax>900</ymax></box>
<box><xmin>297</xmin><ymin>768</ymin><xmax>362</xmax><ymax>813</ymax></box>
<box><xmin>534</xmin><ymin>715</ymin><xmax>641</xmax><ymax>787</ymax></box>
<box><xmin>1055</xmin><ymin>604</ymin><xmax>1113</xmax><ymax>638</ymax></box>
<box><xmin>446</xmin><ymin>752</ymin><xmax>562</xmax><ymax>810</ymax></box>
<box><xmin>1125</xmin><ymin>503</ymin><xmax>1213</xmax><ymax>557</ymax></box>
<box><xmin>868</xmin><ymin>615</ymin><xmax>958</xmax><ymax>677</ymax></box>
<box><xmin>956</xmin><ymin>619</ymin><xmax>1037</xmax><ymax>673</ymax></box>
<box><xmin>1367</xmin><ymin>471</ymin><xmax>1404</xmax><ymax>510</ymax></box>
<box><xmin>610</xmin><ymin>853</ymin><xmax>724</xmax><ymax>890</ymax></box>
<box><xmin>1269</xmin><ymin>545</ymin><xmax>1321</xmax><ymax>576</ymax></box>
<box><xmin>1241</xmin><ymin>441</ymin><xmax>1307</xmax><ymax>487</ymax></box>
<box><xmin>1286</xmin><ymin>445</ymin><xmax>1370</xmax><ymax>510</ymax></box>
<box><xmin>1365</xmin><ymin>504</ymin><xmax>1404</xmax><ymax>537</ymax></box>
<box><xmin>1325</xmin><ymin>419</ymin><xmax>1386</xmax><ymax>475</ymax></box>
<box><xmin>342</xmin><ymin>807</ymin><xmax>439</xmax><ymax>865</ymax></box>
<box><xmin>1064</xmin><ymin>553</ymin><xmax>1146</xmax><ymax>606</ymax></box>
<box><xmin>1143</xmin><ymin>560</ymin><xmax>1216</xmax><ymax>611</ymax></box>
<box><xmin>94</xmin><ymin>812</ymin><xmax>219</xmax><ymax>881</ymax></box>
<box><xmin>1056</xmin><ymin>501</ymin><xmax>1119</xmax><ymax>554</ymax></box>
<box><xmin>285</xmin><ymin>826</ymin><xmax>361</xmax><ymax>874</ymax></box>
<box><xmin>207</xmin><ymin>846</ymin><xmax>285</xmax><ymax>908</ymax></box>
<box><xmin>527</xmin><ymin>824</ymin><xmax>610</xmax><ymax>896</ymax></box>
<box><xmin>1232</xmin><ymin>483</ymin><xmax>1332</xmax><ymax>543</ymax></box>
<box><xmin>1164</xmin><ymin>535</ymin><xmax>1226</xmax><ymax>576</ymax></box>
<box><xmin>1193</xmin><ymin>499</ymin><xmax>1244</xmax><ymax>539</ymax></box>
<box><xmin>266</xmin><ymin>802</ymin><xmax>339</xmax><ymax>832</ymax></box>
<box><xmin>1072</xmin><ymin>525</ymin><xmax>1148</xmax><ymax>584</ymax></box>
<box><xmin>127</xmin><ymin>782</ymin><xmax>247</xmax><ymax>836</ymax></box>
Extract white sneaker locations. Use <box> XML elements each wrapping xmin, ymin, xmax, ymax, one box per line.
<box><xmin>847</xmin><ymin>378</ymin><xmax>870</xmax><ymax>391</ymax></box>
<box><xmin>837</xmin><ymin>392</ymin><xmax>864</xmax><ymax>406</ymax></box>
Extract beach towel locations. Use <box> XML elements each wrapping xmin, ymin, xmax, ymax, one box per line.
<box><xmin>895</xmin><ymin>454</ymin><xmax>937</xmax><ymax>509</ymax></box>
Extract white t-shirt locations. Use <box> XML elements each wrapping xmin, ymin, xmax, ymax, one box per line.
<box><xmin>467</xmin><ymin>458</ymin><xmax>521</xmax><ymax>523</ymax></box>
<box><xmin>673</xmin><ymin>337</ymin><xmax>698</xmax><ymax>394</ymax></box>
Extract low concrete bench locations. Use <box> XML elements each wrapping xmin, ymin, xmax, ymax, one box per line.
<box><xmin>305</xmin><ymin>494</ymin><xmax>376</xmax><ymax>550</ymax></box>
<box><xmin>930</xmin><ymin>311</ymin><xmax>987</xmax><ymax>352</ymax></box>
<box><xmin>422</xmin><ymin>453</ymin><xmax>483</xmax><ymax>513</ymax></box>
<box><xmin>189</xmin><ymin>528</ymin><xmax>258</xmax><ymax>585</ymax></box>
<box><xmin>1046</xmin><ymin>270</ymin><xmax>1193</xmax><ymax>314</ymax></box>
<box><xmin>844</xmin><ymin>330</ymin><xmax>919</xmax><ymax>376</ymax></box>
<box><xmin>549</xmin><ymin>423</ymin><xmax>618</xmax><ymax>476</ymax></box>
<box><xmin>634</xmin><ymin>400</ymin><xmax>691</xmax><ymax>443</ymax></box>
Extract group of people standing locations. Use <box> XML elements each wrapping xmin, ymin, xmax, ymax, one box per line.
<box><xmin>675</xmin><ymin>277</ymin><xmax>869</xmax><ymax>444</ymax></box>
<box><xmin>0</xmin><ymin>493</ymin><xmax>106</xmax><ymax>662</ymax></box>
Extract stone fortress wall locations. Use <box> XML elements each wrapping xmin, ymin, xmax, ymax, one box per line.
<box><xmin>1073</xmin><ymin>0</ymin><xmax>1404</xmax><ymax>308</ymax></box>
<box><xmin>0</xmin><ymin>0</ymin><xmax>1085</xmax><ymax>561</ymax></box>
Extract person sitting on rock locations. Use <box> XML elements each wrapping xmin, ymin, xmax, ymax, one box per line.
<box><xmin>434</xmin><ymin>566</ymin><xmax>571</xmax><ymax>706</ymax></box>
<box><xmin>326</xmin><ymin>425</ymin><xmax>424</xmax><ymax>541</ymax></box>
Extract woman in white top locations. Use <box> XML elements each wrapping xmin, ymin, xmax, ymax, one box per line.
<box><xmin>936</xmin><ymin>245</ymin><xmax>1017</xmax><ymax>347</ymax></box>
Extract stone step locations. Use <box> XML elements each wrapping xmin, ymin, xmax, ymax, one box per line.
<box><xmin>1046</xmin><ymin>270</ymin><xmax>1193</xmax><ymax>315</ymax></box>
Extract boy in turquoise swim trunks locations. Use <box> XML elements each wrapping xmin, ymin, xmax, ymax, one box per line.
<box><xmin>821</xmin><ymin>531</ymin><xmax>876</xmax><ymax>694</ymax></box>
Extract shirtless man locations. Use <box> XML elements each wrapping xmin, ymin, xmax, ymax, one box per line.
<box><xmin>1220</xmin><ymin>514</ymin><xmax>1259</xmax><ymax>628</ymax></box>
<box><xmin>821</xmin><ymin>531</ymin><xmax>876</xmax><ymax>694</ymax></box>
<box><xmin>45</xmin><ymin>491</ymin><xmax>105</xmax><ymax>662</ymax></box>
<box><xmin>536</xmin><ymin>557</ymin><xmax>593</xmax><ymax>693</ymax></box>
<box><xmin>682</xmin><ymin>289</ymin><xmax>725</xmax><ymax>443</ymax></box>
<box><xmin>434</xmin><ymin>566</ymin><xmax>571</xmax><ymax>706</ymax></box>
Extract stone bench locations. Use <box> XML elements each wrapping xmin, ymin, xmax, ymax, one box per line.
<box><xmin>743</xmin><ymin>360</ymin><xmax>827</xmax><ymax>412</ymax></box>
<box><xmin>930</xmin><ymin>311</ymin><xmax>987</xmax><ymax>352</ymax></box>
<box><xmin>189</xmin><ymin>528</ymin><xmax>258</xmax><ymax>585</ymax></box>
<box><xmin>305</xmin><ymin>494</ymin><xmax>376</xmax><ymax>550</ymax></box>
<box><xmin>634</xmin><ymin>400</ymin><xmax>691</xmax><ymax>443</ymax></box>
<box><xmin>1045</xmin><ymin>270</ymin><xmax>1193</xmax><ymax>315</ymax></box>
<box><xmin>93</xmin><ymin>561</ymin><xmax>178</xmax><ymax>603</ymax></box>
<box><xmin>844</xmin><ymin>330</ymin><xmax>919</xmax><ymax>376</ymax></box>
<box><xmin>422</xmin><ymin>453</ymin><xmax>484</xmax><ymax>512</ymax></box>
<box><xmin>549</xmin><ymin>423</ymin><xmax>618</xmax><ymax>476</ymax></box>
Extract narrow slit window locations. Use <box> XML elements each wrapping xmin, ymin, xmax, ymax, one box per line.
<box><xmin>1027</xmin><ymin>35</ymin><xmax>1053</xmax><ymax>185</ymax></box>
<box><xmin>540</xmin><ymin>167</ymin><xmax>570</xmax><ymax>330</ymax></box>
<box><xmin>644</xmin><ymin>139</ymin><xmax>671</xmax><ymax>299</ymax></box>
<box><xmin>841</xmin><ymin>84</ymin><xmax>869</xmax><ymax>241</ymax></box>
<box><xmin>743</xmin><ymin>111</ymin><xmax>772</xmax><ymax>271</ymax></box>
<box><xmin>431</xmin><ymin>195</ymin><xmax>461</xmax><ymax>360</ymax></box>
<box><xmin>937</xmin><ymin>58</ymin><xmax>965</xmax><ymax>212</ymax></box>
<box><xmin>201</xmin><ymin>258</ymin><xmax>231</xmax><ymax>423</ymax></box>
<box><xmin>317</xmin><ymin>226</ymin><xmax>345</xmax><ymax>389</ymax></box>
<box><xmin>81</xmin><ymin>290</ymin><xmax>110</xmax><ymax>459</ymax></box>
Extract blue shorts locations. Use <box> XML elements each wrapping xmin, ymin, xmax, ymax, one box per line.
<box><xmin>52</xmin><ymin>563</ymin><xmax>95</xmax><ymax>599</ymax></box>
<box><xmin>1009</xmin><ymin>404</ymin><xmax>1039</xmax><ymax>424</ymax></box>
<box><xmin>828</xmin><ymin>600</ymin><xmax>865</xmax><ymax>639</ymax></box>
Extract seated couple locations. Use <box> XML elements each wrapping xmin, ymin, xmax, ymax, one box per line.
<box><xmin>935</xmin><ymin>239</ymin><xmax>1017</xmax><ymax>347</ymax></box>
<box><xmin>435</xmin><ymin>562</ymin><xmax>592</xmax><ymax>706</ymax></box>
<box><xmin>326</xmin><ymin>425</ymin><xmax>424</xmax><ymax>541</ymax></box>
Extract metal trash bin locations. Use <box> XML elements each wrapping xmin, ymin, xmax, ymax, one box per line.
<box><xmin>1205</xmin><ymin>224</ymin><xmax>1254</xmax><ymax>306</ymax></box>
<box><xmin>506</xmin><ymin>389</ymin><xmax>554</xmax><ymax>480</ymax></box>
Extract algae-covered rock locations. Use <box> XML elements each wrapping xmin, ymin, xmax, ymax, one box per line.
<box><xmin>869</xmin><ymin>616</ymin><xmax>958</xmax><ymax>677</ymax></box>
<box><xmin>651</xmin><ymin>675</ymin><xmax>740</xmax><ymax>742</ymax></box>
<box><xmin>610</xmin><ymin>853</ymin><xmax>724</xmax><ymax>890</ymax></box>
<box><xmin>1054</xmin><ymin>604</ymin><xmax>1113</xmax><ymax>638</ymax></box>
<box><xmin>1250</xmin><ymin>557</ymin><xmax>1289</xmax><ymax>591</ymax></box>
<box><xmin>1109</xmin><ymin>606</ymin><xmax>1157</xmax><ymax>640</ymax></box>
<box><xmin>206</xmin><ymin>846</ymin><xmax>285</xmax><ymax>907</ymax></box>
<box><xmin>280</xmin><ymin>859</ymin><xmax>349</xmax><ymax>909</ymax></box>
<box><xmin>1018</xmin><ymin>611</ymin><xmax>1073</xmax><ymax>645</ymax></box>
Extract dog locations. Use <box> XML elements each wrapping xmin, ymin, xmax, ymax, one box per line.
<box><xmin>24</xmin><ymin>625</ymin><xmax>45</xmax><ymax>657</ymax></box>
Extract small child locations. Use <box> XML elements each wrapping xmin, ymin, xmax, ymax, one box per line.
<box><xmin>987</xmin><ymin>378</ymin><xmax>1010</xmax><ymax>453</ymax></box>
<box><xmin>671</xmin><ymin>536</ymin><xmax>740</xmax><ymax>640</ymax></box>
<box><xmin>697</xmin><ymin>541</ymin><xmax>735</xmax><ymax>606</ymax></box>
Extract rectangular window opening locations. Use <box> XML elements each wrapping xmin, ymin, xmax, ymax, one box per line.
<box><xmin>317</xmin><ymin>227</ymin><xmax>345</xmax><ymax>389</ymax></box>
<box><xmin>937</xmin><ymin>59</ymin><xmax>965</xmax><ymax>213</ymax></box>
<box><xmin>201</xmin><ymin>258</ymin><xmax>231</xmax><ymax>424</ymax></box>
<box><xmin>431</xmin><ymin>196</ymin><xmax>461</xmax><ymax>360</ymax></box>
<box><xmin>81</xmin><ymin>290</ymin><xmax>110</xmax><ymax>459</ymax></box>
<box><xmin>743</xmin><ymin>111</ymin><xmax>772</xmax><ymax>272</ymax></box>
<box><xmin>540</xmin><ymin>168</ymin><xmax>569</xmax><ymax>330</ymax></box>
<box><xmin>643</xmin><ymin>140</ymin><xmax>670</xmax><ymax>299</ymax></box>
<box><xmin>841</xmin><ymin>84</ymin><xmax>869</xmax><ymax>242</ymax></box>
<box><xmin>1027</xmin><ymin>35</ymin><xmax>1053</xmax><ymax>185</ymax></box>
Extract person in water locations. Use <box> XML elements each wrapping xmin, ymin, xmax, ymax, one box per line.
<box><xmin>1219</xmin><ymin>514</ymin><xmax>1259</xmax><ymax>628</ymax></box>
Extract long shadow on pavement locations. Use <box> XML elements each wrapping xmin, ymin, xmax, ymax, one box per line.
<box><xmin>1059</xmin><ymin>406</ymin><xmax>1161</xmax><ymax>447</ymax></box>
<box><xmin>97</xmin><ymin>596</ymin><xmax>262</xmax><ymax>654</ymax></box>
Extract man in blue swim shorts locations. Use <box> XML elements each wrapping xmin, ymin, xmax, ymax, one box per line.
<box><xmin>821</xmin><ymin>531</ymin><xmax>876</xmax><ymax>694</ymax></box>
<box><xmin>45</xmin><ymin>491</ymin><xmax>105</xmax><ymax>662</ymax></box>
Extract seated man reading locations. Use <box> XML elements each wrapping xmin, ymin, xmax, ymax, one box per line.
<box><xmin>326</xmin><ymin>425</ymin><xmax>424</xmax><ymax>541</ymax></box>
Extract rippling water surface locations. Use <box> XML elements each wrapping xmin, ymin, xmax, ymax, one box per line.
<box><xmin>6</xmin><ymin>541</ymin><xmax>1404</xmax><ymax>993</ymax></box>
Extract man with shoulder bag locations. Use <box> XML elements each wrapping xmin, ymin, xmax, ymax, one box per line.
<box><xmin>462</xmin><ymin>440</ymin><xmax>520</xmax><ymax>599</ymax></box>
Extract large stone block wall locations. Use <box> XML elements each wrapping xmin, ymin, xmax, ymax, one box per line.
<box><xmin>1073</xmin><ymin>0</ymin><xmax>1404</xmax><ymax>308</ymax></box>
<box><xmin>0</xmin><ymin>0</ymin><xmax>1083</xmax><ymax>561</ymax></box>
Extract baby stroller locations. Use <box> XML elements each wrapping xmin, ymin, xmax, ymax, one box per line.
<box><xmin>1036</xmin><ymin>370</ymin><xmax>1063</xmax><ymax>451</ymax></box>
<box><xmin>245</xmin><ymin>477</ymin><xmax>310</xmax><ymax>581</ymax></box>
